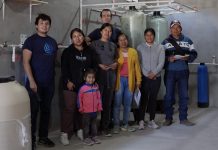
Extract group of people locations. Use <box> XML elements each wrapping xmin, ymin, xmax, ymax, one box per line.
<box><xmin>22</xmin><ymin>9</ymin><xmax>197</xmax><ymax>150</ymax></box>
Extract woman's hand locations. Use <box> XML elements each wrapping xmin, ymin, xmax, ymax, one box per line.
<box><xmin>109</xmin><ymin>62</ymin><xmax>118</xmax><ymax>70</ymax></box>
<box><xmin>136</xmin><ymin>83</ymin><xmax>141</xmax><ymax>89</ymax></box>
<box><xmin>67</xmin><ymin>80</ymin><xmax>75</xmax><ymax>91</ymax></box>
<box><xmin>148</xmin><ymin>72</ymin><xmax>156</xmax><ymax>80</ymax></box>
<box><xmin>99</xmin><ymin>64</ymin><xmax>110</xmax><ymax>71</ymax></box>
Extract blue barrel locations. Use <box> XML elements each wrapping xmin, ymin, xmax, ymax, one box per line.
<box><xmin>197</xmin><ymin>63</ymin><xmax>209</xmax><ymax>107</ymax></box>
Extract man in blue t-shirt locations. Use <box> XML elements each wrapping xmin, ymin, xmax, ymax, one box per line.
<box><xmin>23</xmin><ymin>13</ymin><xmax>57</xmax><ymax>149</ymax></box>
<box><xmin>86</xmin><ymin>9</ymin><xmax>121</xmax><ymax>43</ymax></box>
<box><xmin>162</xmin><ymin>20</ymin><xmax>197</xmax><ymax>127</ymax></box>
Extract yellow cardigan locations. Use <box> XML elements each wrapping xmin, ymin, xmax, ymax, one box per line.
<box><xmin>115</xmin><ymin>47</ymin><xmax>142</xmax><ymax>92</ymax></box>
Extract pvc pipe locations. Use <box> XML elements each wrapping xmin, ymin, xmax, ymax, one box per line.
<box><xmin>30</xmin><ymin>1</ymin><xmax>32</xmax><ymax>23</ymax></box>
<box><xmin>173</xmin><ymin>1</ymin><xmax>198</xmax><ymax>11</ymax></box>
<box><xmin>189</xmin><ymin>63</ymin><xmax>218</xmax><ymax>66</ymax></box>
<box><xmin>82</xmin><ymin>1</ymin><xmax>173</xmax><ymax>7</ymax></box>
<box><xmin>2</xmin><ymin>0</ymin><xmax>5</xmax><ymax>20</ymax></box>
<box><xmin>31</xmin><ymin>0</ymin><xmax>48</xmax><ymax>4</ymax></box>
<box><xmin>80</xmin><ymin>0</ymin><xmax>83</xmax><ymax>30</ymax></box>
<box><xmin>58</xmin><ymin>45</ymin><xmax>68</xmax><ymax>49</ymax></box>
<box><xmin>12</xmin><ymin>46</ymin><xmax>16</xmax><ymax>62</ymax></box>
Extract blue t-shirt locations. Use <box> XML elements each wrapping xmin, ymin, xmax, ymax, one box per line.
<box><xmin>88</xmin><ymin>27</ymin><xmax>121</xmax><ymax>43</ymax></box>
<box><xmin>23</xmin><ymin>33</ymin><xmax>58</xmax><ymax>86</ymax></box>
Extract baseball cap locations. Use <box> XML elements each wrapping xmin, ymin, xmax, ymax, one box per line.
<box><xmin>170</xmin><ymin>20</ymin><xmax>182</xmax><ymax>28</ymax></box>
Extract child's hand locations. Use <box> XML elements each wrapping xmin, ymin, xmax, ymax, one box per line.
<box><xmin>79</xmin><ymin>108</ymin><xmax>84</xmax><ymax>113</ymax></box>
<box><xmin>67</xmin><ymin>81</ymin><xmax>75</xmax><ymax>91</ymax></box>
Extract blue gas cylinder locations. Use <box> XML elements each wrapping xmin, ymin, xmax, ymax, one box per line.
<box><xmin>197</xmin><ymin>63</ymin><xmax>209</xmax><ymax>107</ymax></box>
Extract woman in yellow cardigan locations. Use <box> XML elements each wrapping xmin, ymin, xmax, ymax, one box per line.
<box><xmin>113</xmin><ymin>33</ymin><xmax>142</xmax><ymax>133</ymax></box>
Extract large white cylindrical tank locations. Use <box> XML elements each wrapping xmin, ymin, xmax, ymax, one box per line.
<box><xmin>148</xmin><ymin>11</ymin><xmax>168</xmax><ymax>44</ymax></box>
<box><xmin>0</xmin><ymin>78</ymin><xmax>31</xmax><ymax>150</ymax></box>
<box><xmin>121</xmin><ymin>8</ymin><xmax>146</xmax><ymax>48</ymax></box>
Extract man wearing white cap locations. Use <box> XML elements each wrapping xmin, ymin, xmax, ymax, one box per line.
<box><xmin>162</xmin><ymin>20</ymin><xmax>197</xmax><ymax>126</ymax></box>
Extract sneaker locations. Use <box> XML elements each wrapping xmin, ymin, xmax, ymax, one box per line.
<box><xmin>163</xmin><ymin>119</ymin><xmax>173</xmax><ymax>126</ymax></box>
<box><xmin>113</xmin><ymin>126</ymin><xmax>120</xmax><ymax>134</ymax></box>
<box><xmin>102</xmin><ymin>130</ymin><xmax>112</xmax><ymax>137</ymax></box>
<box><xmin>121</xmin><ymin>125</ymin><xmax>136</xmax><ymax>132</ymax></box>
<box><xmin>180</xmin><ymin>120</ymin><xmax>195</xmax><ymax>126</ymax></box>
<box><xmin>127</xmin><ymin>127</ymin><xmax>136</xmax><ymax>132</ymax></box>
<box><xmin>120</xmin><ymin>125</ymin><xmax>128</xmax><ymax>131</ymax></box>
<box><xmin>60</xmin><ymin>132</ymin><xmax>69</xmax><ymax>146</ymax></box>
<box><xmin>147</xmin><ymin>120</ymin><xmax>159</xmax><ymax>129</ymax></box>
<box><xmin>138</xmin><ymin>120</ymin><xmax>145</xmax><ymax>130</ymax></box>
<box><xmin>83</xmin><ymin>138</ymin><xmax>94</xmax><ymax>146</ymax></box>
<box><xmin>38</xmin><ymin>137</ymin><xmax>55</xmax><ymax>147</ymax></box>
<box><xmin>91</xmin><ymin>136</ymin><xmax>101</xmax><ymax>144</ymax></box>
<box><xmin>77</xmin><ymin>129</ymin><xmax>84</xmax><ymax>140</ymax></box>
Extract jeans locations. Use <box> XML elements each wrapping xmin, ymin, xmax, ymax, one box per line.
<box><xmin>113</xmin><ymin>77</ymin><xmax>133</xmax><ymax>126</ymax></box>
<box><xmin>164</xmin><ymin>70</ymin><xmax>189</xmax><ymax>121</ymax></box>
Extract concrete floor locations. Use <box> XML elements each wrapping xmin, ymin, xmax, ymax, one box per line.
<box><xmin>38</xmin><ymin>107</ymin><xmax>218</xmax><ymax>150</ymax></box>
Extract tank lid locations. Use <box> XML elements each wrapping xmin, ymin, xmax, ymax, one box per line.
<box><xmin>0</xmin><ymin>76</ymin><xmax>15</xmax><ymax>83</ymax></box>
<box><xmin>129</xmin><ymin>6</ymin><xmax>137</xmax><ymax>11</ymax></box>
<box><xmin>153</xmin><ymin>11</ymin><xmax>161</xmax><ymax>16</ymax></box>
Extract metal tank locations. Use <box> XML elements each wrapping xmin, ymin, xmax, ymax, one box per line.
<box><xmin>147</xmin><ymin>11</ymin><xmax>168</xmax><ymax>44</ymax></box>
<box><xmin>121</xmin><ymin>7</ymin><xmax>146</xmax><ymax>48</ymax></box>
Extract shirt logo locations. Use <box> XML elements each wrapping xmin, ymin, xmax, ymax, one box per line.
<box><xmin>44</xmin><ymin>43</ymin><xmax>54</xmax><ymax>55</ymax></box>
<box><xmin>76</xmin><ymin>56</ymin><xmax>87</xmax><ymax>61</ymax></box>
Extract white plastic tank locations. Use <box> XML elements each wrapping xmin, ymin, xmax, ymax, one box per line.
<box><xmin>121</xmin><ymin>7</ymin><xmax>146</xmax><ymax>48</ymax></box>
<box><xmin>0</xmin><ymin>77</ymin><xmax>31</xmax><ymax>149</ymax></box>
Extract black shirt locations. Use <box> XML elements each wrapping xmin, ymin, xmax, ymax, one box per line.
<box><xmin>61</xmin><ymin>44</ymin><xmax>97</xmax><ymax>92</ymax></box>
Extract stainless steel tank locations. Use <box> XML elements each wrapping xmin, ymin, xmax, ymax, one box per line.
<box><xmin>121</xmin><ymin>7</ymin><xmax>146</xmax><ymax>48</ymax></box>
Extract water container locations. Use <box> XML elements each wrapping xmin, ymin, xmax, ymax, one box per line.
<box><xmin>147</xmin><ymin>11</ymin><xmax>168</xmax><ymax>44</ymax></box>
<box><xmin>197</xmin><ymin>63</ymin><xmax>209</xmax><ymax>107</ymax></box>
<box><xmin>121</xmin><ymin>7</ymin><xmax>146</xmax><ymax>48</ymax></box>
<box><xmin>0</xmin><ymin>77</ymin><xmax>31</xmax><ymax>150</ymax></box>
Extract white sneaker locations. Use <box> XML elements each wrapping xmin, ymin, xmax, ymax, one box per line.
<box><xmin>120</xmin><ymin>125</ymin><xmax>136</xmax><ymax>132</ymax></box>
<box><xmin>138</xmin><ymin>120</ymin><xmax>145</xmax><ymax>130</ymax></box>
<box><xmin>147</xmin><ymin>120</ymin><xmax>159</xmax><ymax>129</ymax></box>
<box><xmin>60</xmin><ymin>132</ymin><xmax>69</xmax><ymax>146</ymax></box>
<box><xmin>77</xmin><ymin>129</ymin><xmax>84</xmax><ymax>141</ymax></box>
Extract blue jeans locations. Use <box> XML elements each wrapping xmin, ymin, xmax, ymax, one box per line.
<box><xmin>113</xmin><ymin>77</ymin><xmax>133</xmax><ymax>126</ymax></box>
<box><xmin>164</xmin><ymin>70</ymin><xmax>189</xmax><ymax>121</ymax></box>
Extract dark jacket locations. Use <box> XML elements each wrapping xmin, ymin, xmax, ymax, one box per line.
<box><xmin>61</xmin><ymin>44</ymin><xmax>97</xmax><ymax>92</ymax></box>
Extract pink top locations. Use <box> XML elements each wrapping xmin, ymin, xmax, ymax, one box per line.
<box><xmin>78</xmin><ymin>83</ymin><xmax>102</xmax><ymax>113</ymax></box>
<box><xmin>120</xmin><ymin>52</ymin><xmax>128</xmax><ymax>77</ymax></box>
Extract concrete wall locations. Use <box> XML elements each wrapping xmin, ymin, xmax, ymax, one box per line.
<box><xmin>1</xmin><ymin>0</ymin><xmax>218</xmax><ymax>131</ymax></box>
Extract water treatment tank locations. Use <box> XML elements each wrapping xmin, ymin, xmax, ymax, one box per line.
<box><xmin>121</xmin><ymin>7</ymin><xmax>146</xmax><ymax>48</ymax></box>
<box><xmin>0</xmin><ymin>49</ymin><xmax>31</xmax><ymax>150</ymax></box>
<box><xmin>197</xmin><ymin>63</ymin><xmax>209</xmax><ymax>107</ymax></box>
<box><xmin>147</xmin><ymin>11</ymin><xmax>168</xmax><ymax>44</ymax></box>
